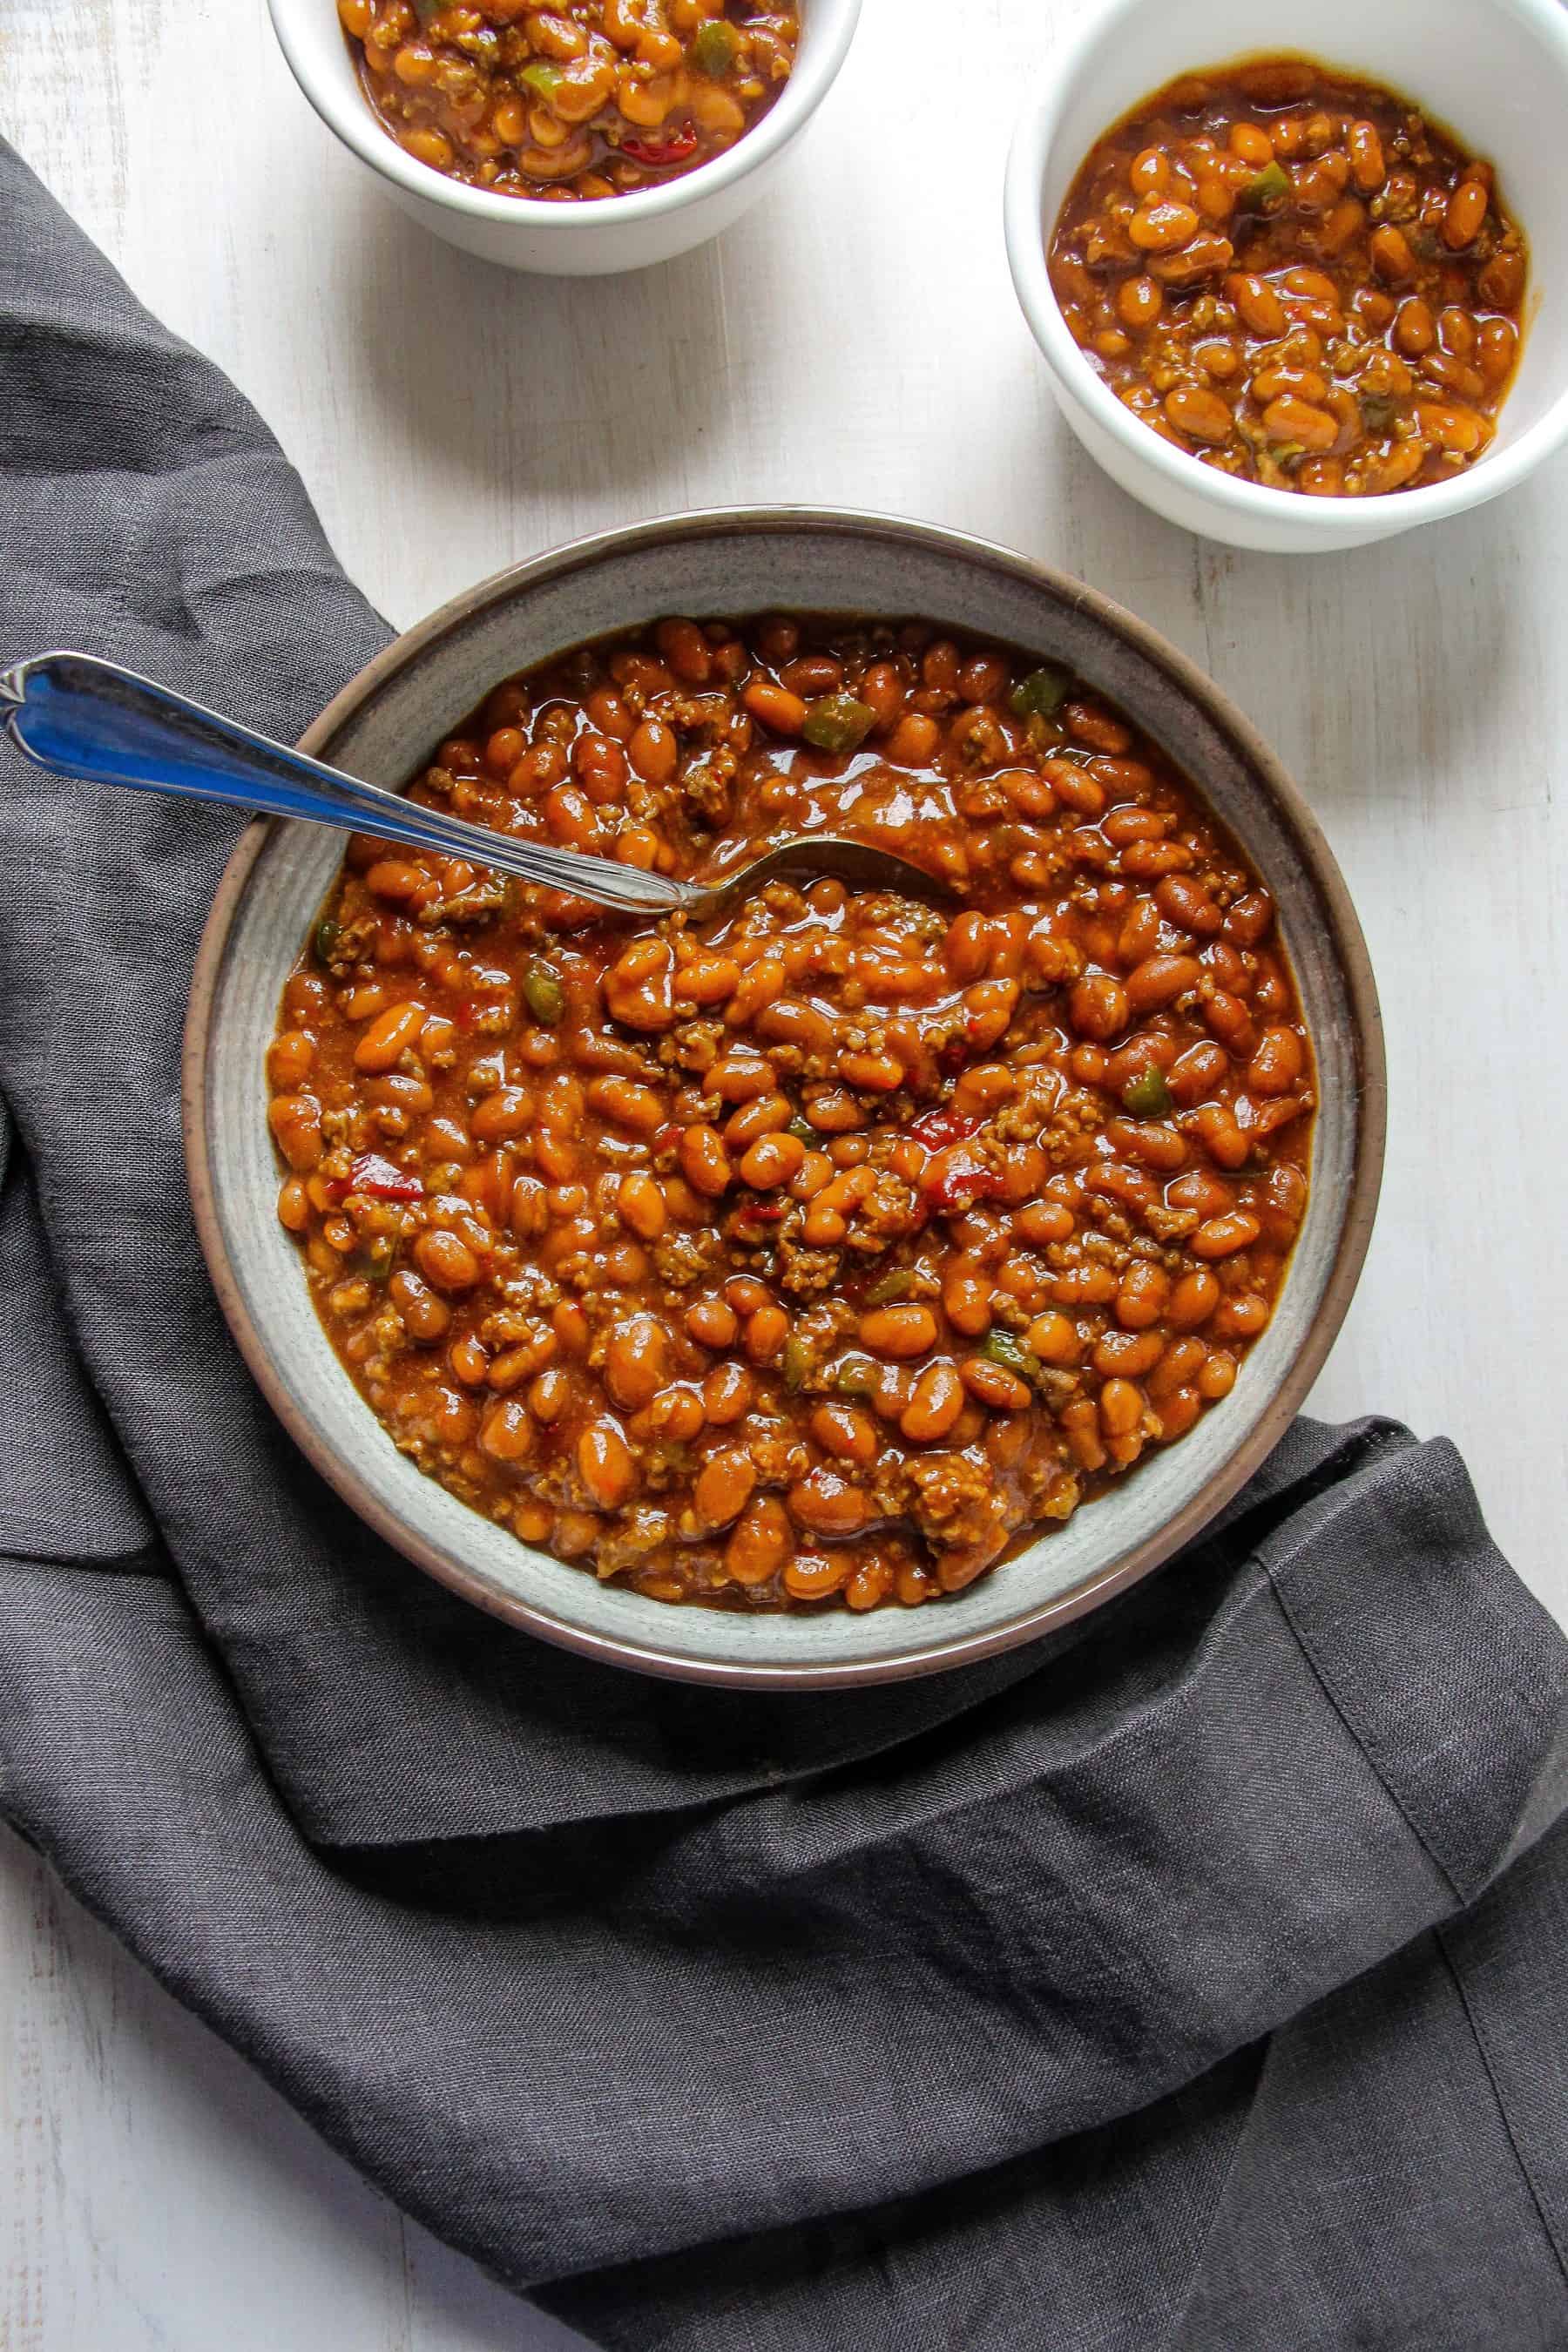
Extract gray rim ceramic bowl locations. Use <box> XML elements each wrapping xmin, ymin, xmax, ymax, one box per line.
<box><xmin>185</xmin><ymin>509</ymin><xmax>1385</xmax><ymax>1687</ymax></box>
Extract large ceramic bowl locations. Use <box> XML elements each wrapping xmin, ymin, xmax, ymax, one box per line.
<box><xmin>185</xmin><ymin>510</ymin><xmax>1384</xmax><ymax>1686</ymax></box>
<box><xmin>267</xmin><ymin>0</ymin><xmax>862</xmax><ymax>276</ymax></box>
<box><xmin>1004</xmin><ymin>0</ymin><xmax>1568</xmax><ymax>553</ymax></box>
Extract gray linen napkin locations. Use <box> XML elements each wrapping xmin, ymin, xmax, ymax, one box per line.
<box><xmin>3</xmin><ymin>137</ymin><xmax>1567</xmax><ymax>2349</ymax></box>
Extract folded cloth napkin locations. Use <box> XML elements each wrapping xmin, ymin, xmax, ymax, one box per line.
<box><xmin>3</xmin><ymin>137</ymin><xmax>1567</xmax><ymax>2349</ymax></box>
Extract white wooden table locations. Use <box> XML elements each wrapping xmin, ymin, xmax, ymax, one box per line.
<box><xmin>4</xmin><ymin>0</ymin><xmax>1566</xmax><ymax>2339</ymax></box>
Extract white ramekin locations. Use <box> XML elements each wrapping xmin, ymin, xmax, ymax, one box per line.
<box><xmin>1005</xmin><ymin>0</ymin><xmax>1568</xmax><ymax>553</ymax></box>
<box><xmin>267</xmin><ymin>0</ymin><xmax>861</xmax><ymax>275</ymax></box>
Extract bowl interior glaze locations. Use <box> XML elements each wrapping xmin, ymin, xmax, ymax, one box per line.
<box><xmin>186</xmin><ymin>511</ymin><xmax>1383</xmax><ymax>1686</ymax></box>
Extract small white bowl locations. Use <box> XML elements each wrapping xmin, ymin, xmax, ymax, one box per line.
<box><xmin>1005</xmin><ymin>0</ymin><xmax>1568</xmax><ymax>553</ymax></box>
<box><xmin>267</xmin><ymin>0</ymin><xmax>861</xmax><ymax>275</ymax></box>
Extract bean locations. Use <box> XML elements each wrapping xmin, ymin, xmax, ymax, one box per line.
<box><xmin>1478</xmin><ymin>251</ymin><xmax>1524</xmax><ymax>308</ymax></box>
<box><xmin>755</xmin><ymin>997</ymin><xmax>835</xmax><ymax>1055</ymax></box>
<box><xmin>1165</xmin><ymin>384</ymin><xmax>1233</xmax><ymax>443</ymax></box>
<box><xmin>470</xmin><ymin>1086</ymin><xmax>534</xmax><ymax>1143</ymax></box>
<box><xmin>839</xmin><ymin>1050</ymin><xmax>905</xmax><ymax>1093</ymax></box>
<box><xmin>673</xmin><ymin>954</ymin><xmax>742</xmax><ymax>1005</ymax></box>
<box><xmin>1199</xmin><ymin>1351</ymin><xmax>1238</xmax><ymax>1400</ymax></box>
<box><xmin>1415</xmin><ymin>401</ymin><xmax>1486</xmax><ymax>455</ymax></box>
<box><xmin>1247</xmin><ymin>1026</ymin><xmax>1305</xmax><ymax>1096</ymax></box>
<box><xmin>1099</xmin><ymin>1378</ymin><xmax>1144</xmax><ymax>1438</ymax></box>
<box><xmin>588</xmin><ymin>1074</ymin><xmax>666</xmax><ymax>1133</ymax></box>
<box><xmin>679</xmin><ymin>1124</ymin><xmax>732</xmax><ymax>1198</ymax></box>
<box><xmin>1092</xmin><ymin>1328</ymin><xmax>1163</xmax><ymax>1380</ymax></box>
<box><xmin>703</xmin><ymin>1054</ymin><xmax>774</xmax><ymax>1103</ymax></box>
<box><xmin>1150</xmin><ymin>1336</ymin><xmax>1207</xmax><ymax>1400</ymax></box>
<box><xmin>741</xmin><ymin>679</ymin><xmax>808</xmax><ymax>736</ymax></box>
<box><xmin>693</xmin><ymin>1449</ymin><xmax>756</xmax><ymax>1531</ymax></box>
<box><xmin>526</xmin><ymin>1367</ymin><xmax>571</xmax><ymax>1425</ymax></box>
<box><xmin>811</xmin><ymin>1401</ymin><xmax>878</xmax><ymax>1463</ymax></box>
<box><xmin>1013</xmin><ymin>1201</ymin><xmax>1075</xmax><ymax>1247</ymax></box>
<box><xmin>1051</xmin><ymin>1263</ymin><xmax>1118</xmax><ymax>1308</ymax></box>
<box><xmin>414</xmin><ymin>1229</ymin><xmax>481</xmax><ymax>1292</ymax></box>
<box><xmin>267</xmin><ymin>1029</ymin><xmax>315</xmax><ymax>1090</ymax></box>
<box><xmin>354</xmin><ymin>999</ymin><xmax>426</xmax><ymax>1072</ymax></box>
<box><xmin>1192</xmin><ymin>1211</ymin><xmax>1261</xmax><ymax>1260</ymax></box>
<box><xmin>704</xmin><ymin>1362</ymin><xmax>754</xmax><ymax>1425</ymax></box>
<box><xmin>725</xmin><ymin>1092</ymin><xmax>793</xmax><ymax>1150</ymax></box>
<box><xmin>788</xmin><ymin>1468</ymin><xmax>872</xmax><ymax>1538</ymax></box>
<box><xmin>740</xmin><ymin>1132</ymin><xmax>807</xmax><ymax>1188</ymax></box>
<box><xmin>654</xmin><ymin>618</ymin><xmax>711</xmax><ymax>685</ymax></box>
<box><xmin>1168</xmin><ymin>1171</ymin><xmax>1235</xmax><ymax>1220</ymax></box>
<box><xmin>267</xmin><ymin>1092</ymin><xmax>322</xmax><ymax>1172</ymax></box>
<box><xmin>1204</xmin><ymin>991</ymin><xmax>1256</xmax><ymax>1054</ymax></box>
<box><xmin>1149</xmin><ymin>232</ymin><xmax>1233</xmax><ymax>286</ymax></box>
<box><xmin>1130</xmin><ymin>146</ymin><xmax>1170</xmax><ymax>198</ymax></box>
<box><xmin>959</xmin><ymin>1356</ymin><xmax>1031</xmax><ymax>1412</ymax></box>
<box><xmin>605</xmin><ymin>1315</ymin><xmax>668</xmax><ymax>1410</ymax></box>
<box><xmin>1062</xmin><ymin>1398</ymin><xmax>1106</xmax><ymax>1473</ymax></box>
<box><xmin>1116</xmin><ymin>1262</ymin><xmax>1170</xmax><ymax>1329</ymax></box>
<box><xmin>1213</xmin><ymin>1293</ymin><xmax>1271</xmax><ymax>1341</ymax></box>
<box><xmin>617</xmin><ymin>1172</ymin><xmax>666</xmax><ymax>1240</ymax></box>
<box><xmin>858</xmin><ymin>1304</ymin><xmax>936</xmax><ymax>1359</ymax></box>
<box><xmin>782</xmin><ymin>1553</ymin><xmax>852</xmax><ymax>1601</ymax></box>
<box><xmin>1347</xmin><ymin>121</ymin><xmax>1385</xmax><ymax>192</ymax></box>
<box><xmin>1189</xmin><ymin>1103</ymin><xmax>1250</xmax><ymax>1170</ymax></box>
<box><xmin>1118</xmin><ymin>275</ymin><xmax>1165</xmax><ymax>332</ymax></box>
<box><xmin>1478</xmin><ymin>318</ymin><xmax>1518</xmax><ymax>386</ymax></box>
<box><xmin>384</xmin><ymin>1274</ymin><xmax>446</xmax><ymax>1350</ymax></box>
<box><xmin>479</xmin><ymin>1400</ymin><xmax>533</xmax><ymax>1463</ymax></box>
<box><xmin>276</xmin><ymin>1175</ymin><xmax>310</xmax><ymax>1233</ymax></box>
<box><xmin>1129</xmin><ymin>199</ymin><xmax>1200</xmax><ymax>253</ymax></box>
<box><xmin>1224</xmin><ymin>889</ymin><xmax>1275</xmax><ymax>948</ymax></box>
<box><xmin>685</xmin><ymin>1299</ymin><xmax>738</xmax><ymax>1353</ymax></box>
<box><xmin>1125</xmin><ymin>953</ymin><xmax>1203</xmax><ymax>1014</ymax></box>
<box><xmin>1026</xmin><ymin>1311</ymin><xmax>1079</xmax><ymax>1364</ymax></box>
<box><xmin>578</xmin><ymin>1422</ymin><xmax>637</xmax><ymax>1511</ymax></box>
<box><xmin>1156</xmin><ymin>875</ymin><xmax>1221</xmax><ymax>934</ymax></box>
<box><xmin>744</xmin><ymin>1306</ymin><xmax>789</xmax><ymax>1365</ymax></box>
<box><xmin>1225</xmin><ymin>271</ymin><xmax>1288</xmax><ymax>337</ymax></box>
<box><xmin>887</xmin><ymin>713</ymin><xmax>941</xmax><ymax>764</ymax></box>
<box><xmin>1369</xmin><ymin>225</ymin><xmax>1416</xmax><ymax>282</ymax></box>
<box><xmin>901</xmin><ymin>1362</ymin><xmax>964</xmax><ymax>1443</ymax></box>
<box><xmin>1068</xmin><ymin>974</ymin><xmax>1129</xmax><ymax>1041</ymax></box>
<box><xmin>1261</xmin><ymin>395</ymin><xmax>1340</xmax><ymax>452</ymax></box>
<box><xmin>1443</xmin><ymin>177</ymin><xmax>1489</xmax><ymax>249</ymax></box>
<box><xmin>943</xmin><ymin>1260</ymin><xmax>993</xmax><ymax>1336</ymax></box>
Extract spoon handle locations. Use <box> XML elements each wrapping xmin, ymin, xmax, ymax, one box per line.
<box><xmin>0</xmin><ymin>652</ymin><xmax>692</xmax><ymax>916</ymax></box>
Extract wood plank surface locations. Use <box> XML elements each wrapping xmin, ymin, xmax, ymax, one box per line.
<box><xmin>3</xmin><ymin>0</ymin><xmax>1565</xmax><ymax>2338</ymax></box>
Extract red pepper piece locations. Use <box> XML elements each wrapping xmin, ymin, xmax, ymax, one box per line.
<box><xmin>621</xmin><ymin>123</ymin><xmax>700</xmax><ymax>166</ymax></box>
<box><xmin>345</xmin><ymin>1152</ymin><xmax>424</xmax><ymax>1204</ymax></box>
<box><xmin>921</xmin><ymin>1147</ymin><xmax>1005</xmax><ymax>1213</ymax></box>
<box><xmin>909</xmin><ymin>1104</ymin><xmax>984</xmax><ymax>1151</ymax></box>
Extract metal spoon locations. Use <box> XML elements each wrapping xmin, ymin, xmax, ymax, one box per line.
<box><xmin>1</xmin><ymin>651</ymin><xmax>956</xmax><ymax>922</ymax></box>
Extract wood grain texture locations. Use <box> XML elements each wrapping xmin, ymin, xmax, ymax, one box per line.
<box><xmin>3</xmin><ymin>0</ymin><xmax>1566</xmax><ymax>2338</ymax></box>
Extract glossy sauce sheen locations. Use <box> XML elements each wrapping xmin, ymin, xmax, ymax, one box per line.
<box><xmin>338</xmin><ymin>0</ymin><xmax>799</xmax><ymax>202</ymax></box>
<box><xmin>267</xmin><ymin>617</ymin><xmax>1315</xmax><ymax>1613</ymax></box>
<box><xmin>1049</xmin><ymin>56</ymin><xmax>1528</xmax><ymax>497</ymax></box>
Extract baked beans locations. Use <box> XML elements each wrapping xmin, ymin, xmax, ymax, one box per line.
<box><xmin>1049</xmin><ymin>57</ymin><xmax>1528</xmax><ymax>497</ymax></box>
<box><xmin>270</xmin><ymin>615</ymin><xmax>1315</xmax><ymax>1612</ymax></box>
<box><xmin>337</xmin><ymin>0</ymin><xmax>798</xmax><ymax>201</ymax></box>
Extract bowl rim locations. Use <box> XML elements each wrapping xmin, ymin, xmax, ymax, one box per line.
<box><xmin>265</xmin><ymin>0</ymin><xmax>862</xmax><ymax>238</ymax></box>
<box><xmin>183</xmin><ymin>504</ymin><xmax>1387</xmax><ymax>1687</ymax></box>
<box><xmin>1004</xmin><ymin>0</ymin><xmax>1568</xmax><ymax>540</ymax></box>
